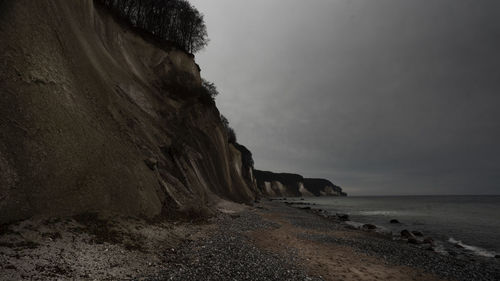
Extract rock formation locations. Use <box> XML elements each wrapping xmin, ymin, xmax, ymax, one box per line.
<box><xmin>254</xmin><ymin>170</ymin><xmax>346</xmax><ymax>197</ymax></box>
<box><xmin>0</xmin><ymin>0</ymin><xmax>257</xmax><ymax>223</ymax></box>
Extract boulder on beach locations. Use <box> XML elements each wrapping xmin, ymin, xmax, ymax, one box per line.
<box><xmin>390</xmin><ymin>219</ymin><xmax>400</xmax><ymax>224</ymax></box>
<box><xmin>336</xmin><ymin>213</ymin><xmax>350</xmax><ymax>221</ymax></box>
<box><xmin>401</xmin><ymin>229</ymin><xmax>415</xmax><ymax>239</ymax></box>
<box><xmin>411</xmin><ymin>231</ymin><xmax>423</xmax><ymax>237</ymax></box>
<box><xmin>362</xmin><ymin>224</ymin><xmax>377</xmax><ymax>230</ymax></box>
<box><xmin>423</xmin><ymin>237</ymin><xmax>434</xmax><ymax>245</ymax></box>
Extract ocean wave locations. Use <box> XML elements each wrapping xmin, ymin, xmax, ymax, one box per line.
<box><xmin>357</xmin><ymin>210</ymin><xmax>420</xmax><ymax>217</ymax></box>
<box><xmin>432</xmin><ymin>243</ymin><xmax>448</xmax><ymax>255</ymax></box>
<box><xmin>344</xmin><ymin>221</ymin><xmax>392</xmax><ymax>235</ymax></box>
<box><xmin>358</xmin><ymin>210</ymin><xmax>398</xmax><ymax>216</ymax></box>
<box><xmin>448</xmin><ymin>237</ymin><xmax>497</xmax><ymax>257</ymax></box>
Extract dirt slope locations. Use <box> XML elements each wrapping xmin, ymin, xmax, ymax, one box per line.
<box><xmin>0</xmin><ymin>0</ymin><xmax>256</xmax><ymax>223</ymax></box>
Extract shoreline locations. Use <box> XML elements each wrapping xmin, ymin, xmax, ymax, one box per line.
<box><xmin>1</xmin><ymin>200</ymin><xmax>499</xmax><ymax>280</ymax></box>
<box><xmin>255</xmin><ymin>200</ymin><xmax>500</xmax><ymax>281</ymax></box>
<box><xmin>279</xmin><ymin>196</ymin><xmax>500</xmax><ymax>259</ymax></box>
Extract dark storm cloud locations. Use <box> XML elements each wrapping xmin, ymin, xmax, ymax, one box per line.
<box><xmin>190</xmin><ymin>0</ymin><xmax>500</xmax><ymax>195</ymax></box>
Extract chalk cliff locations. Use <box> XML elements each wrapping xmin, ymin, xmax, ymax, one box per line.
<box><xmin>0</xmin><ymin>0</ymin><xmax>257</xmax><ymax>223</ymax></box>
<box><xmin>254</xmin><ymin>170</ymin><xmax>346</xmax><ymax>197</ymax></box>
<box><xmin>0</xmin><ymin>0</ymin><xmax>347</xmax><ymax>224</ymax></box>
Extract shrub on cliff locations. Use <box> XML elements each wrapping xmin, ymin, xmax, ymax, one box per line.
<box><xmin>97</xmin><ymin>0</ymin><xmax>208</xmax><ymax>53</ymax></box>
<box><xmin>220</xmin><ymin>115</ymin><xmax>237</xmax><ymax>144</ymax></box>
<box><xmin>201</xmin><ymin>79</ymin><xmax>219</xmax><ymax>99</ymax></box>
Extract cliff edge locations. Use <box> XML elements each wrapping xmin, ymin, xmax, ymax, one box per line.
<box><xmin>0</xmin><ymin>0</ymin><xmax>256</xmax><ymax>223</ymax></box>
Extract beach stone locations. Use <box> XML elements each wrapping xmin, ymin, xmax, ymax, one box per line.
<box><xmin>336</xmin><ymin>213</ymin><xmax>350</xmax><ymax>221</ymax></box>
<box><xmin>401</xmin><ymin>229</ymin><xmax>415</xmax><ymax>239</ymax></box>
<box><xmin>495</xmin><ymin>255</ymin><xmax>500</xmax><ymax>258</ymax></box>
<box><xmin>411</xmin><ymin>231</ymin><xmax>424</xmax><ymax>237</ymax></box>
<box><xmin>230</xmin><ymin>213</ymin><xmax>240</xmax><ymax>219</ymax></box>
<box><xmin>408</xmin><ymin>238</ymin><xmax>421</xmax><ymax>245</ymax></box>
<box><xmin>423</xmin><ymin>237</ymin><xmax>434</xmax><ymax>245</ymax></box>
<box><xmin>390</xmin><ymin>219</ymin><xmax>400</xmax><ymax>224</ymax></box>
<box><xmin>362</xmin><ymin>224</ymin><xmax>377</xmax><ymax>230</ymax></box>
<box><xmin>293</xmin><ymin>202</ymin><xmax>312</xmax><ymax>206</ymax></box>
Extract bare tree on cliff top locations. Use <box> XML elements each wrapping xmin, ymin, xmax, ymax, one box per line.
<box><xmin>98</xmin><ymin>0</ymin><xmax>208</xmax><ymax>53</ymax></box>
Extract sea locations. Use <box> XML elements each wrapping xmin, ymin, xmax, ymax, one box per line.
<box><xmin>300</xmin><ymin>195</ymin><xmax>500</xmax><ymax>258</ymax></box>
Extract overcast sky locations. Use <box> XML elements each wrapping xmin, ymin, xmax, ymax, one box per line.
<box><xmin>189</xmin><ymin>0</ymin><xmax>500</xmax><ymax>196</ymax></box>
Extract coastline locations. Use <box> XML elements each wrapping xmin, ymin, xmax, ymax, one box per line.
<box><xmin>286</xmin><ymin>195</ymin><xmax>500</xmax><ymax>259</ymax></box>
<box><xmin>1</xmin><ymin>200</ymin><xmax>499</xmax><ymax>280</ymax></box>
<box><xmin>261</xmin><ymin>200</ymin><xmax>499</xmax><ymax>281</ymax></box>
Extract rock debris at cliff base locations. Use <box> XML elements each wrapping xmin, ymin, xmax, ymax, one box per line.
<box><xmin>0</xmin><ymin>213</ymin><xmax>215</xmax><ymax>280</ymax></box>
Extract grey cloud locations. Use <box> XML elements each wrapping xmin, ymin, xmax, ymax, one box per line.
<box><xmin>190</xmin><ymin>0</ymin><xmax>500</xmax><ymax>195</ymax></box>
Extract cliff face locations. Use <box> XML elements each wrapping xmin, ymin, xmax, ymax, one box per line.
<box><xmin>253</xmin><ymin>171</ymin><xmax>303</xmax><ymax>197</ymax></box>
<box><xmin>303</xmin><ymin>178</ymin><xmax>347</xmax><ymax>196</ymax></box>
<box><xmin>0</xmin><ymin>0</ymin><xmax>256</xmax><ymax>223</ymax></box>
<box><xmin>254</xmin><ymin>170</ymin><xmax>346</xmax><ymax>197</ymax></box>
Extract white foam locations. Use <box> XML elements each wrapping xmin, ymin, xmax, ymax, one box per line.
<box><xmin>448</xmin><ymin>237</ymin><xmax>497</xmax><ymax>258</ymax></box>
<box><xmin>432</xmin><ymin>242</ymin><xmax>448</xmax><ymax>255</ymax></box>
<box><xmin>359</xmin><ymin>210</ymin><xmax>398</xmax><ymax>216</ymax></box>
<box><xmin>345</xmin><ymin>221</ymin><xmax>392</xmax><ymax>235</ymax></box>
<box><xmin>345</xmin><ymin>221</ymin><xmax>364</xmax><ymax>228</ymax></box>
<box><xmin>358</xmin><ymin>210</ymin><xmax>421</xmax><ymax>217</ymax></box>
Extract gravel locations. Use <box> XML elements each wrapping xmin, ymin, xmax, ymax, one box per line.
<box><xmin>134</xmin><ymin>201</ymin><xmax>500</xmax><ymax>281</ymax></box>
<box><xmin>138</xmin><ymin>211</ymin><xmax>322</xmax><ymax>281</ymax></box>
